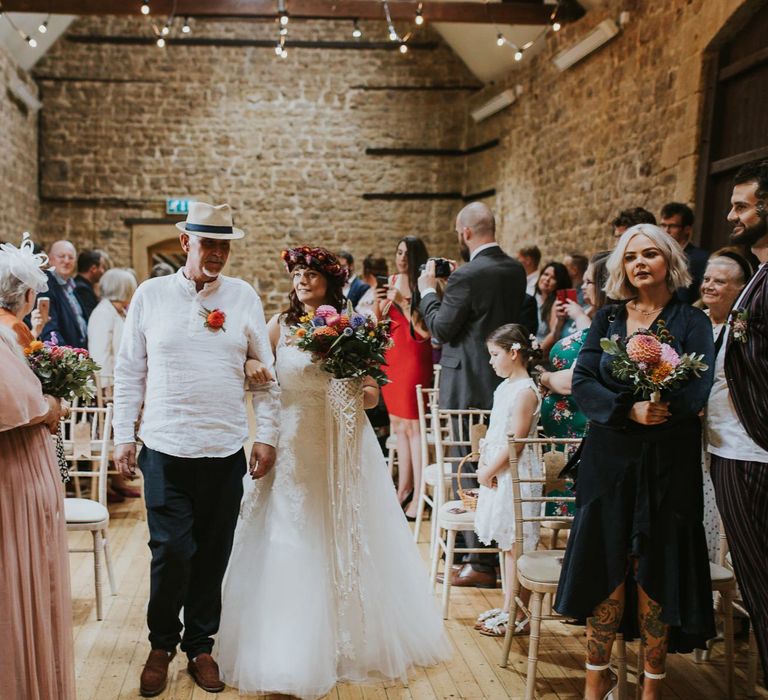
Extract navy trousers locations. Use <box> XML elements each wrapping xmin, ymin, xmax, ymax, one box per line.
<box><xmin>138</xmin><ymin>446</ymin><xmax>246</xmax><ymax>659</ymax></box>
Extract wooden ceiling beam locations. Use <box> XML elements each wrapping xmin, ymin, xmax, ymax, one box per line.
<box><xmin>1</xmin><ymin>1</ymin><xmax>552</xmax><ymax>25</ymax></box>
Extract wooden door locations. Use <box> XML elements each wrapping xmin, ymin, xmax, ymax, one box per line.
<box><xmin>696</xmin><ymin>1</ymin><xmax>768</xmax><ymax>252</ymax></box>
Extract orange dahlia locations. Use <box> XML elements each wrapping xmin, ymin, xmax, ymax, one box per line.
<box><xmin>626</xmin><ymin>334</ymin><xmax>662</xmax><ymax>365</ymax></box>
<box><xmin>649</xmin><ymin>362</ymin><xmax>674</xmax><ymax>383</ymax></box>
<box><xmin>313</xmin><ymin>326</ymin><xmax>339</xmax><ymax>339</ymax></box>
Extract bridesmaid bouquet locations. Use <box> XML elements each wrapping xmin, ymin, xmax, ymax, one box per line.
<box><xmin>600</xmin><ymin>321</ymin><xmax>708</xmax><ymax>401</ymax></box>
<box><xmin>25</xmin><ymin>335</ymin><xmax>100</xmax><ymax>401</ymax></box>
<box><xmin>291</xmin><ymin>303</ymin><xmax>392</xmax><ymax>385</ymax></box>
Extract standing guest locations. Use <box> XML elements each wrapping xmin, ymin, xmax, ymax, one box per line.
<box><xmin>39</xmin><ymin>240</ymin><xmax>87</xmax><ymax>348</ymax></box>
<box><xmin>338</xmin><ymin>250</ymin><xmax>370</xmax><ymax>308</ymax></box>
<box><xmin>699</xmin><ymin>253</ymin><xmax>751</xmax><ymax>561</ymax></box>
<box><xmin>660</xmin><ymin>202</ymin><xmax>709</xmax><ymax>304</ymax></box>
<box><xmin>517</xmin><ymin>245</ymin><xmax>542</xmax><ymax>296</ymax></box>
<box><xmin>355</xmin><ymin>254</ymin><xmax>388</xmax><ymax>318</ymax></box>
<box><xmin>0</xmin><ymin>235</ymin><xmax>49</xmax><ymax>345</ymax></box>
<box><xmin>75</xmin><ymin>248</ymin><xmax>109</xmax><ymax>320</ymax></box>
<box><xmin>709</xmin><ymin>160</ymin><xmax>768</xmax><ymax>685</ymax></box>
<box><xmin>612</xmin><ymin>206</ymin><xmax>656</xmax><ymax>237</ymax></box>
<box><xmin>563</xmin><ymin>252</ymin><xmax>589</xmax><ymax>305</ymax></box>
<box><xmin>375</xmin><ymin>236</ymin><xmax>432</xmax><ymax>520</ymax></box>
<box><xmin>150</xmin><ymin>261</ymin><xmax>175</xmax><ymax>278</ymax></box>
<box><xmin>0</xmin><ymin>233</ymin><xmax>74</xmax><ymax>700</ymax></box>
<box><xmin>534</xmin><ymin>261</ymin><xmax>572</xmax><ymax>353</ymax></box>
<box><xmin>556</xmin><ymin>224</ymin><xmax>715</xmax><ymax>700</ymax></box>
<box><xmin>113</xmin><ymin>202</ymin><xmax>280</xmax><ymax>696</ymax></box>
<box><xmin>418</xmin><ymin>202</ymin><xmax>527</xmax><ymax>589</ymax></box>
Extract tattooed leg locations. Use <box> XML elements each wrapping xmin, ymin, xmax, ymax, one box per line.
<box><xmin>638</xmin><ymin>584</ymin><xmax>669</xmax><ymax>699</ymax></box>
<box><xmin>584</xmin><ymin>582</ymin><xmax>625</xmax><ymax>700</ymax></box>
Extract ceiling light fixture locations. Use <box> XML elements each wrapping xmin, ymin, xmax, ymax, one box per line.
<box><xmin>141</xmin><ymin>2</ymin><xmax>150</xmax><ymax>16</ymax></box>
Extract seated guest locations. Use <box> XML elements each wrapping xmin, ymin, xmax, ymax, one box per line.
<box><xmin>517</xmin><ymin>245</ymin><xmax>542</xmax><ymax>296</ymax></box>
<box><xmin>355</xmin><ymin>254</ymin><xmax>388</xmax><ymax>317</ymax></box>
<box><xmin>0</xmin><ymin>235</ymin><xmax>74</xmax><ymax>700</ymax></box>
<box><xmin>612</xmin><ymin>206</ymin><xmax>656</xmax><ymax>237</ymax></box>
<box><xmin>534</xmin><ymin>261</ymin><xmax>571</xmax><ymax>353</ymax></box>
<box><xmin>74</xmin><ymin>248</ymin><xmax>109</xmax><ymax>320</ymax></box>
<box><xmin>338</xmin><ymin>250</ymin><xmax>370</xmax><ymax>307</ymax></box>
<box><xmin>0</xmin><ymin>234</ymin><xmax>50</xmax><ymax>345</ymax></box>
<box><xmin>40</xmin><ymin>240</ymin><xmax>87</xmax><ymax>348</ymax></box>
<box><xmin>660</xmin><ymin>202</ymin><xmax>709</xmax><ymax>304</ymax></box>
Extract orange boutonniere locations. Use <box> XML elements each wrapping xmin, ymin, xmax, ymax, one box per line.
<box><xmin>199</xmin><ymin>306</ymin><xmax>226</xmax><ymax>332</ymax></box>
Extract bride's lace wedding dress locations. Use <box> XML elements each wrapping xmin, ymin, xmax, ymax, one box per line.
<box><xmin>217</xmin><ymin>326</ymin><xmax>450</xmax><ymax>698</ymax></box>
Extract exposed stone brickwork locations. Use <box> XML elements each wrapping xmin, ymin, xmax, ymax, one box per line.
<box><xmin>462</xmin><ymin>0</ymin><xmax>747</xmax><ymax>262</ymax></box>
<box><xmin>0</xmin><ymin>48</ymin><xmax>39</xmax><ymax>244</ymax></box>
<box><xmin>34</xmin><ymin>17</ymin><xmax>477</xmax><ymax>314</ymax></box>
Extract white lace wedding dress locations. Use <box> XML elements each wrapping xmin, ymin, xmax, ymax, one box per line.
<box><xmin>217</xmin><ymin>326</ymin><xmax>451</xmax><ymax>698</ymax></box>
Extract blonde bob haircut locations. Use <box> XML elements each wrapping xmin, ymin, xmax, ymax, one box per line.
<box><xmin>604</xmin><ymin>224</ymin><xmax>691</xmax><ymax>300</ymax></box>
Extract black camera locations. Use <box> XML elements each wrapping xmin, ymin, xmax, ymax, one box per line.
<box><xmin>418</xmin><ymin>258</ymin><xmax>452</xmax><ymax>278</ymax></box>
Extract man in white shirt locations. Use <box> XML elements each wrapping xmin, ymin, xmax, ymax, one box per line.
<box><xmin>113</xmin><ymin>202</ymin><xmax>280</xmax><ymax>696</ymax></box>
<box><xmin>517</xmin><ymin>244</ymin><xmax>541</xmax><ymax>296</ymax></box>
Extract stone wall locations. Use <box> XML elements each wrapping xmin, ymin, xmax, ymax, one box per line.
<box><xmin>0</xmin><ymin>47</ymin><xmax>39</xmax><ymax>244</ymax></box>
<box><xmin>34</xmin><ymin>17</ymin><xmax>477</xmax><ymax>313</ymax></box>
<box><xmin>462</xmin><ymin>0</ymin><xmax>749</xmax><ymax>262</ymax></box>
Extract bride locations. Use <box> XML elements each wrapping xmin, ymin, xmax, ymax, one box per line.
<box><xmin>217</xmin><ymin>246</ymin><xmax>450</xmax><ymax>698</ymax></box>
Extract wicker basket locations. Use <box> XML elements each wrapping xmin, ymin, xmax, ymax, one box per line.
<box><xmin>457</xmin><ymin>451</ymin><xmax>481</xmax><ymax>511</ymax></box>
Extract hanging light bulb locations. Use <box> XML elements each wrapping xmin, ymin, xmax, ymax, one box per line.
<box><xmin>552</xmin><ymin>21</ymin><xmax>561</xmax><ymax>31</ymax></box>
<box><xmin>399</xmin><ymin>42</ymin><xmax>408</xmax><ymax>54</ymax></box>
<box><xmin>280</xmin><ymin>25</ymin><xmax>288</xmax><ymax>35</ymax></box>
<box><xmin>352</xmin><ymin>19</ymin><xmax>362</xmax><ymax>38</ymax></box>
<box><xmin>388</xmin><ymin>27</ymin><xmax>398</xmax><ymax>41</ymax></box>
<box><xmin>414</xmin><ymin>4</ymin><xmax>424</xmax><ymax>26</ymax></box>
<box><xmin>26</xmin><ymin>36</ymin><xmax>38</xmax><ymax>48</ymax></box>
<box><xmin>156</xmin><ymin>37</ymin><xmax>165</xmax><ymax>47</ymax></box>
<box><xmin>161</xmin><ymin>24</ymin><xmax>170</xmax><ymax>36</ymax></box>
<box><xmin>141</xmin><ymin>2</ymin><xmax>150</xmax><ymax>16</ymax></box>
<box><xmin>514</xmin><ymin>49</ymin><xmax>523</xmax><ymax>61</ymax></box>
<box><xmin>275</xmin><ymin>42</ymin><xmax>283</xmax><ymax>55</ymax></box>
<box><xmin>279</xmin><ymin>12</ymin><xmax>289</xmax><ymax>26</ymax></box>
<box><xmin>182</xmin><ymin>17</ymin><xmax>191</xmax><ymax>33</ymax></box>
<box><xmin>280</xmin><ymin>47</ymin><xmax>288</xmax><ymax>58</ymax></box>
<box><xmin>38</xmin><ymin>20</ymin><xmax>48</xmax><ymax>34</ymax></box>
<box><xmin>496</xmin><ymin>32</ymin><xmax>505</xmax><ymax>47</ymax></box>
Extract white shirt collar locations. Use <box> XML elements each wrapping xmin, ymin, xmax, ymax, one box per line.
<box><xmin>470</xmin><ymin>242</ymin><xmax>500</xmax><ymax>261</ymax></box>
<box><xmin>176</xmin><ymin>266</ymin><xmax>222</xmax><ymax>296</ymax></box>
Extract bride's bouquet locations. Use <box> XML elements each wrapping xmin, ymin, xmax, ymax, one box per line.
<box><xmin>599</xmin><ymin>321</ymin><xmax>708</xmax><ymax>402</ymax></box>
<box><xmin>290</xmin><ymin>303</ymin><xmax>392</xmax><ymax>385</ymax></box>
<box><xmin>25</xmin><ymin>334</ymin><xmax>101</xmax><ymax>482</ymax></box>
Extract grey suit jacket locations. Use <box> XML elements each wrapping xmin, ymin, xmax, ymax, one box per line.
<box><xmin>419</xmin><ymin>247</ymin><xmax>527</xmax><ymax>410</ymax></box>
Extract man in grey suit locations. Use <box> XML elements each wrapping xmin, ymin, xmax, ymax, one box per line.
<box><xmin>418</xmin><ymin>202</ymin><xmax>527</xmax><ymax>588</ymax></box>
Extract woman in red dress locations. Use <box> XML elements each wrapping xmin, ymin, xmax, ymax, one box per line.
<box><xmin>375</xmin><ymin>236</ymin><xmax>433</xmax><ymax>519</ymax></box>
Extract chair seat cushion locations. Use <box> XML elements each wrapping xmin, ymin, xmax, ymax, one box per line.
<box><xmin>437</xmin><ymin>500</ymin><xmax>476</xmax><ymax>528</ymax></box>
<box><xmin>423</xmin><ymin>462</ymin><xmax>449</xmax><ymax>486</ymax></box>
<box><xmin>518</xmin><ymin>550</ymin><xmax>564</xmax><ymax>585</ymax></box>
<box><xmin>65</xmin><ymin>498</ymin><xmax>109</xmax><ymax>524</ymax></box>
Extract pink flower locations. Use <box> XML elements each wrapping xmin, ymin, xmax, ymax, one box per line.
<box><xmin>660</xmin><ymin>343</ymin><xmax>680</xmax><ymax>367</ymax></box>
<box><xmin>315</xmin><ymin>305</ymin><xmax>337</xmax><ymax>319</ymax></box>
<box><xmin>626</xmin><ymin>334</ymin><xmax>662</xmax><ymax>365</ymax></box>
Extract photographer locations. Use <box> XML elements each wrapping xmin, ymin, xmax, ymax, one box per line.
<box><xmin>374</xmin><ymin>236</ymin><xmax>434</xmax><ymax>521</ymax></box>
<box><xmin>417</xmin><ymin>202</ymin><xmax>527</xmax><ymax>589</ymax></box>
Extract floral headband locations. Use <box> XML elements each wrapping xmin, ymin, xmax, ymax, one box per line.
<box><xmin>0</xmin><ymin>232</ymin><xmax>50</xmax><ymax>293</ymax></box>
<box><xmin>510</xmin><ymin>335</ymin><xmax>540</xmax><ymax>352</ymax></box>
<box><xmin>281</xmin><ymin>246</ymin><xmax>349</xmax><ymax>283</ymax></box>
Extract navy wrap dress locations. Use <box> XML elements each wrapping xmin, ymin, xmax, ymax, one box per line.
<box><xmin>554</xmin><ymin>298</ymin><xmax>717</xmax><ymax>651</ymax></box>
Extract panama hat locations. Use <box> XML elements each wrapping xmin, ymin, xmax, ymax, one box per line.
<box><xmin>175</xmin><ymin>202</ymin><xmax>245</xmax><ymax>240</ymax></box>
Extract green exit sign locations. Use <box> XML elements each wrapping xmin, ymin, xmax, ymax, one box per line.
<box><xmin>166</xmin><ymin>198</ymin><xmax>194</xmax><ymax>215</ymax></box>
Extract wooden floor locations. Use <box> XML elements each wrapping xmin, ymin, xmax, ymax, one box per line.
<box><xmin>70</xmin><ymin>494</ymin><xmax>766</xmax><ymax>700</ymax></box>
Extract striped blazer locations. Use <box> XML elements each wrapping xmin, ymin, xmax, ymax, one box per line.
<box><xmin>725</xmin><ymin>263</ymin><xmax>768</xmax><ymax>452</ymax></box>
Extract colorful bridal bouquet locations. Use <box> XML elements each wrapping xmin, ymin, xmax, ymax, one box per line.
<box><xmin>599</xmin><ymin>321</ymin><xmax>708</xmax><ymax>402</ymax></box>
<box><xmin>25</xmin><ymin>335</ymin><xmax>100</xmax><ymax>402</ymax></box>
<box><xmin>290</xmin><ymin>303</ymin><xmax>392</xmax><ymax>385</ymax></box>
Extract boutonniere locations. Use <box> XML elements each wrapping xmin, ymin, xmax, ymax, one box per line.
<box><xmin>199</xmin><ymin>306</ymin><xmax>226</xmax><ymax>332</ymax></box>
<box><xmin>728</xmin><ymin>307</ymin><xmax>748</xmax><ymax>344</ymax></box>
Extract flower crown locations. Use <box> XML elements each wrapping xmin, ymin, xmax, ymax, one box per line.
<box><xmin>281</xmin><ymin>246</ymin><xmax>349</xmax><ymax>283</ymax></box>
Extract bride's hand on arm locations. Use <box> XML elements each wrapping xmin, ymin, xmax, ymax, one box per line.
<box><xmin>362</xmin><ymin>376</ymin><xmax>379</xmax><ymax>410</ymax></box>
<box><xmin>245</xmin><ymin>359</ymin><xmax>273</xmax><ymax>384</ymax></box>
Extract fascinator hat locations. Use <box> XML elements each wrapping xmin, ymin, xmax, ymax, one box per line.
<box><xmin>0</xmin><ymin>232</ymin><xmax>50</xmax><ymax>293</ymax></box>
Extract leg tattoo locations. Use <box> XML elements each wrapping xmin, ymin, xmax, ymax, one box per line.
<box><xmin>586</xmin><ymin>593</ymin><xmax>625</xmax><ymax>666</ymax></box>
<box><xmin>638</xmin><ymin>587</ymin><xmax>669</xmax><ymax>673</ymax></box>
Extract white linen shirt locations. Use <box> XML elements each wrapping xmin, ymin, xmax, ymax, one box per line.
<box><xmin>113</xmin><ymin>269</ymin><xmax>280</xmax><ymax>458</ymax></box>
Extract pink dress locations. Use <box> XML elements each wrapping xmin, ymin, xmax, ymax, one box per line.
<box><xmin>0</xmin><ymin>339</ymin><xmax>75</xmax><ymax>700</ymax></box>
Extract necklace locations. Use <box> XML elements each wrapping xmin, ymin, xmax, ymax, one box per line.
<box><xmin>630</xmin><ymin>301</ymin><xmax>664</xmax><ymax>316</ymax></box>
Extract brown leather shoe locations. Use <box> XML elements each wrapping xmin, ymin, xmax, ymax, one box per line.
<box><xmin>140</xmin><ymin>649</ymin><xmax>175</xmax><ymax>697</ymax></box>
<box><xmin>436</xmin><ymin>563</ymin><xmax>498</xmax><ymax>588</ymax></box>
<box><xmin>187</xmin><ymin>653</ymin><xmax>225</xmax><ymax>693</ymax></box>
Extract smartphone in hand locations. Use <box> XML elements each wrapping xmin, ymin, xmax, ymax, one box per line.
<box><xmin>556</xmin><ymin>288</ymin><xmax>578</xmax><ymax>304</ymax></box>
<box><xmin>375</xmin><ymin>275</ymin><xmax>389</xmax><ymax>288</ymax></box>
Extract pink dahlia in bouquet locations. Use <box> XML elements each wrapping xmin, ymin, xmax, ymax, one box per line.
<box><xmin>600</xmin><ymin>320</ymin><xmax>708</xmax><ymax>401</ymax></box>
<box><xmin>25</xmin><ymin>334</ymin><xmax>100</xmax><ymax>401</ymax></box>
<box><xmin>291</xmin><ymin>303</ymin><xmax>392</xmax><ymax>385</ymax></box>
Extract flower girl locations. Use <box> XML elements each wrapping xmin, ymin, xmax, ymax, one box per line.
<box><xmin>473</xmin><ymin>323</ymin><xmax>543</xmax><ymax>637</ymax></box>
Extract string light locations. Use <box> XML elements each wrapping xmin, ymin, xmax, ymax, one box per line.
<box><xmin>274</xmin><ymin>42</ymin><xmax>282</xmax><ymax>55</ymax></box>
<box><xmin>279</xmin><ymin>12</ymin><xmax>289</xmax><ymax>26</ymax></box>
<box><xmin>552</xmin><ymin>21</ymin><xmax>561</xmax><ymax>31</ymax></box>
<box><xmin>514</xmin><ymin>49</ymin><xmax>523</xmax><ymax>61</ymax></box>
<box><xmin>352</xmin><ymin>19</ymin><xmax>362</xmax><ymax>39</ymax></box>
<box><xmin>156</xmin><ymin>37</ymin><xmax>165</xmax><ymax>47</ymax></box>
<box><xmin>280</xmin><ymin>25</ymin><xmax>288</xmax><ymax>35</ymax></box>
<box><xmin>38</xmin><ymin>20</ymin><xmax>48</xmax><ymax>34</ymax></box>
<box><xmin>161</xmin><ymin>23</ymin><xmax>170</xmax><ymax>36</ymax></box>
<box><xmin>388</xmin><ymin>26</ymin><xmax>398</xmax><ymax>41</ymax></box>
<box><xmin>182</xmin><ymin>16</ymin><xmax>191</xmax><ymax>33</ymax></box>
<box><xmin>399</xmin><ymin>42</ymin><xmax>408</xmax><ymax>54</ymax></box>
<box><xmin>496</xmin><ymin>32</ymin><xmax>505</xmax><ymax>47</ymax></box>
<box><xmin>141</xmin><ymin>2</ymin><xmax>150</xmax><ymax>16</ymax></box>
<box><xmin>414</xmin><ymin>3</ymin><xmax>424</xmax><ymax>26</ymax></box>
<box><xmin>26</xmin><ymin>35</ymin><xmax>37</xmax><ymax>48</ymax></box>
